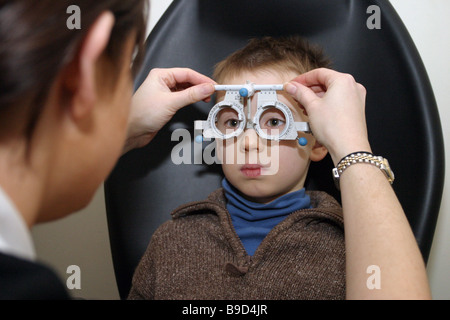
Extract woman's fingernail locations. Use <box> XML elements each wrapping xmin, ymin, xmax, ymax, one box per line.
<box><xmin>285</xmin><ymin>82</ymin><xmax>298</xmax><ymax>95</ymax></box>
<box><xmin>201</xmin><ymin>83</ymin><xmax>215</xmax><ymax>95</ymax></box>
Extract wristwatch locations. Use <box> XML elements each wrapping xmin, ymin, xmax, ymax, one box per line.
<box><xmin>332</xmin><ymin>152</ymin><xmax>395</xmax><ymax>190</ymax></box>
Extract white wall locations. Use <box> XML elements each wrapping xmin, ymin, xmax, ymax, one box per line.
<box><xmin>31</xmin><ymin>0</ymin><xmax>450</xmax><ymax>300</ymax></box>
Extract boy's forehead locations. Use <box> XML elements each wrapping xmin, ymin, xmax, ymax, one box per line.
<box><xmin>221</xmin><ymin>68</ymin><xmax>294</xmax><ymax>84</ymax></box>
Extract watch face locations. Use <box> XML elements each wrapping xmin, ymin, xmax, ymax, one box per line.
<box><xmin>382</xmin><ymin>158</ymin><xmax>395</xmax><ymax>183</ymax></box>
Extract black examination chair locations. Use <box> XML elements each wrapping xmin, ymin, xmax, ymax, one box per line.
<box><xmin>104</xmin><ymin>0</ymin><xmax>445</xmax><ymax>299</ymax></box>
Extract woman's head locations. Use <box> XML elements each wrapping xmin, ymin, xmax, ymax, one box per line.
<box><xmin>0</xmin><ymin>0</ymin><xmax>147</xmax><ymax>140</ymax></box>
<box><xmin>0</xmin><ymin>1</ymin><xmax>148</xmax><ymax>222</ymax></box>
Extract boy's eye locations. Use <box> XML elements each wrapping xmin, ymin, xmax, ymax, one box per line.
<box><xmin>259</xmin><ymin>107</ymin><xmax>287</xmax><ymax>133</ymax></box>
<box><xmin>266</xmin><ymin>118</ymin><xmax>285</xmax><ymax>127</ymax></box>
<box><xmin>225</xmin><ymin>119</ymin><xmax>240</xmax><ymax>128</ymax></box>
<box><xmin>215</xmin><ymin>107</ymin><xmax>241</xmax><ymax>134</ymax></box>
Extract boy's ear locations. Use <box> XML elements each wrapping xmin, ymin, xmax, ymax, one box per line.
<box><xmin>62</xmin><ymin>11</ymin><xmax>115</xmax><ymax>120</ymax></box>
<box><xmin>309</xmin><ymin>139</ymin><xmax>328</xmax><ymax>162</ymax></box>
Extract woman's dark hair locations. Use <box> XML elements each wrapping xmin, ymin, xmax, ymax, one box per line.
<box><xmin>0</xmin><ymin>0</ymin><xmax>148</xmax><ymax>139</ymax></box>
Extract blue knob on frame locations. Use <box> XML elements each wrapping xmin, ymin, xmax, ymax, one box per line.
<box><xmin>239</xmin><ymin>88</ymin><xmax>249</xmax><ymax>97</ymax></box>
<box><xmin>298</xmin><ymin>137</ymin><xmax>308</xmax><ymax>146</ymax></box>
<box><xmin>195</xmin><ymin>135</ymin><xmax>203</xmax><ymax>143</ymax></box>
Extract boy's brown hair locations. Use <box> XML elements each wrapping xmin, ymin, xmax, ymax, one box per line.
<box><xmin>213</xmin><ymin>35</ymin><xmax>331</xmax><ymax>83</ymax></box>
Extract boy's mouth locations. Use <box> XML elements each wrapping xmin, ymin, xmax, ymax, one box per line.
<box><xmin>240</xmin><ymin>164</ymin><xmax>263</xmax><ymax>177</ymax></box>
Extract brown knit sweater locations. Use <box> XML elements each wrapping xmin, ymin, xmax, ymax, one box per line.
<box><xmin>128</xmin><ymin>188</ymin><xmax>345</xmax><ymax>300</ymax></box>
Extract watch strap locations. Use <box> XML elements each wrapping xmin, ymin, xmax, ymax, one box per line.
<box><xmin>332</xmin><ymin>152</ymin><xmax>395</xmax><ymax>190</ymax></box>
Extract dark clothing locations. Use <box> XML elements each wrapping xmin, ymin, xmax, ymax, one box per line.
<box><xmin>0</xmin><ymin>252</ymin><xmax>70</xmax><ymax>300</ymax></box>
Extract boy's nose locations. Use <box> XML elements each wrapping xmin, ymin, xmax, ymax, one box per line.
<box><xmin>240</xmin><ymin>128</ymin><xmax>264</xmax><ymax>152</ymax></box>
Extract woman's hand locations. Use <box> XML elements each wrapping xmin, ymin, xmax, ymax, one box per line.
<box><xmin>285</xmin><ymin>68</ymin><xmax>371</xmax><ymax>165</ymax></box>
<box><xmin>124</xmin><ymin>68</ymin><xmax>216</xmax><ymax>153</ymax></box>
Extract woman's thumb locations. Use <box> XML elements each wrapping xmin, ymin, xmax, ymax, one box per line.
<box><xmin>175</xmin><ymin>83</ymin><xmax>215</xmax><ymax>108</ymax></box>
<box><xmin>284</xmin><ymin>82</ymin><xmax>319</xmax><ymax>111</ymax></box>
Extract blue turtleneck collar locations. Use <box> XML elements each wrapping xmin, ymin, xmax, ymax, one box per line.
<box><xmin>222</xmin><ymin>178</ymin><xmax>311</xmax><ymax>256</ymax></box>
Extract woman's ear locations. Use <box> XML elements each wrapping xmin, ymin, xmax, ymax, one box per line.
<box><xmin>61</xmin><ymin>11</ymin><xmax>115</xmax><ymax>120</ymax></box>
<box><xmin>309</xmin><ymin>138</ymin><xmax>328</xmax><ymax>162</ymax></box>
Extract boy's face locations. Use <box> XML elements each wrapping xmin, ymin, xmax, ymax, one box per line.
<box><xmin>216</xmin><ymin>69</ymin><xmax>327</xmax><ymax>203</ymax></box>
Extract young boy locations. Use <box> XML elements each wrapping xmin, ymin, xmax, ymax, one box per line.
<box><xmin>128</xmin><ymin>36</ymin><xmax>345</xmax><ymax>300</ymax></box>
